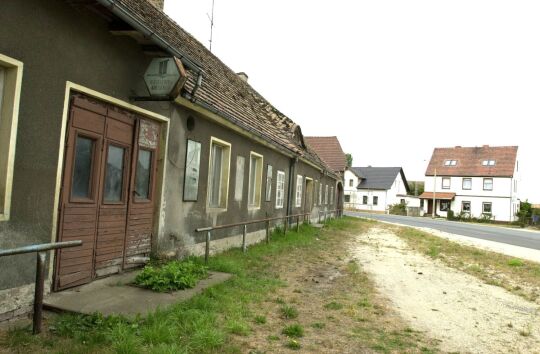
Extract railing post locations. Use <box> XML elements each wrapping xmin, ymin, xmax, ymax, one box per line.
<box><xmin>242</xmin><ymin>224</ymin><xmax>247</xmax><ymax>253</ymax></box>
<box><xmin>32</xmin><ymin>251</ymin><xmax>46</xmax><ymax>335</ymax></box>
<box><xmin>266</xmin><ymin>220</ymin><xmax>270</xmax><ymax>244</ymax></box>
<box><xmin>205</xmin><ymin>231</ymin><xmax>211</xmax><ymax>264</ymax></box>
<box><xmin>296</xmin><ymin>216</ymin><xmax>300</xmax><ymax>232</ymax></box>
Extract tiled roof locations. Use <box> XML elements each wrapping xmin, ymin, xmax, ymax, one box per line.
<box><xmin>418</xmin><ymin>192</ymin><xmax>456</xmax><ymax>200</ymax></box>
<box><xmin>304</xmin><ymin>136</ymin><xmax>347</xmax><ymax>173</ymax></box>
<box><xmin>112</xmin><ymin>0</ymin><xmax>334</xmax><ymax>174</ymax></box>
<box><xmin>351</xmin><ymin>167</ymin><xmax>409</xmax><ymax>192</ymax></box>
<box><xmin>425</xmin><ymin>146</ymin><xmax>518</xmax><ymax>177</ymax></box>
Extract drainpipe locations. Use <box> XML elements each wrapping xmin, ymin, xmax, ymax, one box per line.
<box><xmin>96</xmin><ymin>0</ymin><xmax>204</xmax><ymax>93</ymax></box>
<box><xmin>286</xmin><ymin>157</ymin><xmax>298</xmax><ymax>222</ymax></box>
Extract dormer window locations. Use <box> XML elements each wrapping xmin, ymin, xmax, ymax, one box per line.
<box><xmin>482</xmin><ymin>160</ymin><xmax>496</xmax><ymax>166</ymax></box>
<box><xmin>444</xmin><ymin>160</ymin><xmax>457</xmax><ymax>166</ymax></box>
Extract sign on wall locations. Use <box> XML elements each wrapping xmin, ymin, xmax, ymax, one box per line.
<box><xmin>143</xmin><ymin>57</ymin><xmax>187</xmax><ymax>98</ymax></box>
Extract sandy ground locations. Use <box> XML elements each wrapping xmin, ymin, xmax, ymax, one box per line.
<box><xmin>352</xmin><ymin>226</ymin><xmax>540</xmax><ymax>354</ymax></box>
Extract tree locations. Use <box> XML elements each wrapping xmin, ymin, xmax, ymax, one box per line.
<box><xmin>345</xmin><ymin>153</ymin><xmax>353</xmax><ymax>167</ymax></box>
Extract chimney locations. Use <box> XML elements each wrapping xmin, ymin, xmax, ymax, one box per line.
<box><xmin>237</xmin><ymin>72</ymin><xmax>249</xmax><ymax>82</ymax></box>
<box><xmin>148</xmin><ymin>0</ymin><xmax>164</xmax><ymax>10</ymax></box>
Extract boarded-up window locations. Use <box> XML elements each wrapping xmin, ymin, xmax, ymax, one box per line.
<box><xmin>183</xmin><ymin>140</ymin><xmax>201</xmax><ymax>201</ymax></box>
<box><xmin>265</xmin><ymin>165</ymin><xmax>272</xmax><ymax>202</ymax></box>
<box><xmin>276</xmin><ymin>170</ymin><xmax>285</xmax><ymax>208</ymax></box>
<box><xmin>234</xmin><ymin>156</ymin><xmax>245</xmax><ymax>202</ymax></box>
<box><xmin>295</xmin><ymin>175</ymin><xmax>303</xmax><ymax>207</ymax></box>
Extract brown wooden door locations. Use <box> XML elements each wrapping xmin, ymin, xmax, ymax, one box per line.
<box><xmin>427</xmin><ymin>200</ymin><xmax>433</xmax><ymax>215</ymax></box>
<box><xmin>55</xmin><ymin>95</ymin><xmax>157</xmax><ymax>290</ymax></box>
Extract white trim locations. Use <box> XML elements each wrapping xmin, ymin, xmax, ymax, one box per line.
<box><xmin>0</xmin><ymin>53</ymin><xmax>23</xmax><ymax>222</ymax></box>
<box><xmin>48</xmin><ymin>81</ymin><xmax>170</xmax><ymax>283</ymax></box>
<box><xmin>207</xmin><ymin>136</ymin><xmax>232</xmax><ymax>211</ymax></box>
<box><xmin>275</xmin><ymin>170</ymin><xmax>285</xmax><ymax>209</ymax></box>
<box><xmin>247</xmin><ymin>151</ymin><xmax>264</xmax><ymax>210</ymax></box>
<box><xmin>295</xmin><ymin>175</ymin><xmax>303</xmax><ymax>208</ymax></box>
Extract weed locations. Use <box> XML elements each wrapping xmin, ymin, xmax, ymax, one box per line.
<box><xmin>134</xmin><ymin>260</ymin><xmax>208</xmax><ymax>292</ymax></box>
<box><xmin>227</xmin><ymin>319</ymin><xmax>250</xmax><ymax>336</ymax></box>
<box><xmin>285</xmin><ymin>339</ymin><xmax>301</xmax><ymax>350</ymax></box>
<box><xmin>282</xmin><ymin>324</ymin><xmax>304</xmax><ymax>338</ymax></box>
<box><xmin>280</xmin><ymin>305</ymin><xmax>299</xmax><ymax>319</ymax></box>
<box><xmin>324</xmin><ymin>301</ymin><xmax>344</xmax><ymax>310</ymax></box>
<box><xmin>267</xmin><ymin>335</ymin><xmax>280</xmax><ymax>341</ymax></box>
<box><xmin>358</xmin><ymin>298</ymin><xmax>371</xmax><ymax>308</ymax></box>
<box><xmin>508</xmin><ymin>259</ymin><xmax>524</xmax><ymax>267</ymax></box>
<box><xmin>311</xmin><ymin>322</ymin><xmax>325</xmax><ymax>329</ymax></box>
<box><xmin>254</xmin><ymin>315</ymin><xmax>267</xmax><ymax>324</ymax></box>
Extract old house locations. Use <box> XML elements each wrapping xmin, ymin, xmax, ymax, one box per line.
<box><xmin>0</xmin><ymin>0</ymin><xmax>341</xmax><ymax>320</ymax></box>
<box><xmin>420</xmin><ymin>145</ymin><xmax>520</xmax><ymax>221</ymax></box>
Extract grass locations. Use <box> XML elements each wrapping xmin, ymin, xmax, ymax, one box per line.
<box><xmin>0</xmin><ymin>218</ymin><xmax>439</xmax><ymax>353</ymax></box>
<box><xmin>394</xmin><ymin>226</ymin><xmax>540</xmax><ymax>301</ymax></box>
<box><xmin>134</xmin><ymin>259</ymin><xmax>208</xmax><ymax>292</ymax></box>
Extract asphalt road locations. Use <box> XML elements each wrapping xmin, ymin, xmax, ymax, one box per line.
<box><xmin>346</xmin><ymin>211</ymin><xmax>540</xmax><ymax>251</ymax></box>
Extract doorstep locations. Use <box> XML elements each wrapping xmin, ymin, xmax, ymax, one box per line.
<box><xmin>43</xmin><ymin>270</ymin><xmax>232</xmax><ymax>318</ymax></box>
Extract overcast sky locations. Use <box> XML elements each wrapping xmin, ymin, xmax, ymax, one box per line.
<box><xmin>165</xmin><ymin>0</ymin><xmax>539</xmax><ymax>203</ymax></box>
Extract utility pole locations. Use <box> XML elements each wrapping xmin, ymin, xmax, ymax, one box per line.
<box><xmin>207</xmin><ymin>0</ymin><xmax>216</xmax><ymax>52</ymax></box>
<box><xmin>432</xmin><ymin>168</ymin><xmax>437</xmax><ymax>219</ymax></box>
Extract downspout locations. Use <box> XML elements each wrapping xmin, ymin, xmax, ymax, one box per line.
<box><xmin>286</xmin><ymin>157</ymin><xmax>298</xmax><ymax>221</ymax></box>
<box><xmin>96</xmin><ymin>0</ymin><xmax>204</xmax><ymax>94</ymax></box>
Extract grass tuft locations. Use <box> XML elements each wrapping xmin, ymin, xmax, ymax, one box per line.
<box><xmin>280</xmin><ymin>305</ymin><xmax>299</xmax><ymax>319</ymax></box>
<box><xmin>282</xmin><ymin>324</ymin><xmax>304</xmax><ymax>338</ymax></box>
<box><xmin>285</xmin><ymin>339</ymin><xmax>302</xmax><ymax>350</ymax></box>
<box><xmin>324</xmin><ymin>301</ymin><xmax>344</xmax><ymax>310</ymax></box>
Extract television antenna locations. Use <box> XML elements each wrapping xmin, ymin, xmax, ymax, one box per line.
<box><xmin>207</xmin><ymin>0</ymin><xmax>216</xmax><ymax>52</ymax></box>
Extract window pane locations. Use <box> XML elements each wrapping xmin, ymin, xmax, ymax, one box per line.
<box><xmin>72</xmin><ymin>136</ymin><xmax>95</xmax><ymax>199</ymax></box>
<box><xmin>184</xmin><ymin>140</ymin><xmax>201</xmax><ymax>201</ymax></box>
<box><xmin>373</xmin><ymin>196</ymin><xmax>378</xmax><ymax>205</ymax></box>
<box><xmin>104</xmin><ymin>145</ymin><xmax>125</xmax><ymax>202</ymax></box>
<box><xmin>135</xmin><ymin>149</ymin><xmax>152</xmax><ymax>200</ymax></box>
<box><xmin>463</xmin><ymin>178</ymin><xmax>471</xmax><ymax>189</ymax></box>
<box><xmin>483</xmin><ymin>203</ymin><xmax>492</xmax><ymax>213</ymax></box>
<box><xmin>266</xmin><ymin>165</ymin><xmax>272</xmax><ymax>202</ymax></box>
<box><xmin>209</xmin><ymin>144</ymin><xmax>223</xmax><ymax>207</ymax></box>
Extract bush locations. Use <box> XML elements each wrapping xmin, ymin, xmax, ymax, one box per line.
<box><xmin>446</xmin><ymin>210</ymin><xmax>455</xmax><ymax>220</ymax></box>
<box><xmin>134</xmin><ymin>260</ymin><xmax>208</xmax><ymax>292</ymax></box>
<box><xmin>388</xmin><ymin>203</ymin><xmax>407</xmax><ymax>216</ymax></box>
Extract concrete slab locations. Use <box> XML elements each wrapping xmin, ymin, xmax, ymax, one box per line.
<box><xmin>44</xmin><ymin>271</ymin><xmax>232</xmax><ymax>318</ymax></box>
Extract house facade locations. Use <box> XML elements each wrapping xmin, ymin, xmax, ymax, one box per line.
<box><xmin>420</xmin><ymin>145</ymin><xmax>519</xmax><ymax>221</ymax></box>
<box><xmin>344</xmin><ymin>167</ymin><xmax>412</xmax><ymax>212</ymax></box>
<box><xmin>0</xmin><ymin>0</ymin><xmax>341</xmax><ymax>321</ymax></box>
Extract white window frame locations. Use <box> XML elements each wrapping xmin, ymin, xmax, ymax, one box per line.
<box><xmin>318</xmin><ymin>183</ymin><xmax>322</xmax><ymax>205</ymax></box>
<box><xmin>483</xmin><ymin>178</ymin><xmax>493</xmax><ymax>191</ymax></box>
<box><xmin>0</xmin><ymin>54</ymin><xmax>23</xmax><ymax>221</ymax></box>
<box><xmin>265</xmin><ymin>164</ymin><xmax>272</xmax><ymax>202</ymax></box>
<box><xmin>295</xmin><ymin>175</ymin><xmax>303</xmax><ymax>208</ymax></box>
<box><xmin>462</xmin><ymin>201</ymin><xmax>471</xmax><ymax>213</ymax></box>
<box><xmin>275</xmin><ymin>170</ymin><xmax>285</xmax><ymax>209</ymax></box>
<box><xmin>482</xmin><ymin>202</ymin><xmax>492</xmax><ymax>214</ymax></box>
<box><xmin>444</xmin><ymin>160</ymin><xmax>457</xmax><ymax>166</ymax></box>
<box><xmin>482</xmin><ymin>160</ymin><xmax>496</xmax><ymax>166</ymax></box>
<box><xmin>442</xmin><ymin>177</ymin><xmax>451</xmax><ymax>189</ymax></box>
<box><xmin>207</xmin><ymin>137</ymin><xmax>231</xmax><ymax>210</ymax></box>
<box><xmin>248</xmin><ymin>151</ymin><xmax>264</xmax><ymax>209</ymax></box>
<box><xmin>462</xmin><ymin>178</ymin><xmax>472</xmax><ymax>190</ymax></box>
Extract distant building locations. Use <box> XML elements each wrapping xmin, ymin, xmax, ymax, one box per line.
<box><xmin>344</xmin><ymin>167</ymin><xmax>415</xmax><ymax>212</ymax></box>
<box><xmin>420</xmin><ymin>145</ymin><xmax>519</xmax><ymax>221</ymax></box>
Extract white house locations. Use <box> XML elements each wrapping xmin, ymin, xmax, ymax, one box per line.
<box><xmin>420</xmin><ymin>145</ymin><xmax>520</xmax><ymax>222</ymax></box>
<box><xmin>344</xmin><ymin>167</ymin><xmax>415</xmax><ymax>212</ymax></box>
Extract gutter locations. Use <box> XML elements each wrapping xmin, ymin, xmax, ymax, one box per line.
<box><xmin>96</xmin><ymin>0</ymin><xmax>204</xmax><ymax>97</ymax></box>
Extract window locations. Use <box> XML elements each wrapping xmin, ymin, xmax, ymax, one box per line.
<box><xmin>330</xmin><ymin>186</ymin><xmax>334</xmax><ymax>204</ymax></box>
<box><xmin>234</xmin><ymin>156</ymin><xmax>245</xmax><ymax>202</ymax></box>
<box><xmin>295</xmin><ymin>175</ymin><xmax>303</xmax><ymax>207</ymax></box>
<box><xmin>442</xmin><ymin>177</ymin><xmax>451</xmax><ymax>189</ymax></box>
<box><xmin>462</xmin><ymin>178</ymin><xmax>472</xmax><ymax>190</ymax></box>
<box><xmin>318</xmin><ymin>183</ymin><xmax>322</xmax><ymax>205</ymax></box>
<box><xmin>183</xmin><ymin>140</ymin><xmax>201</xmax><ymax>201</ymax></box>
<box><xmin>0</xmin><ymin>54</ymin><xmax>23</xmax><ymax>221</ymax></box>
<box><xmin>400</xmin><ymin>199</ymin><xmax>406</xmax><ymax>204</ymax></box>
<box><xmin>373</xmin><ymin>196</ymin><xmax>378</xmax><ymax>205</ymax></box>
<box><xmin>440</xmin><ymin>200</ymin><xmax>450</xmax><ymax>211</ymax></box>
<box><xmin>483</xmin><ymin>178</ymin><xmax>493</xmax><ymax>191</ymax></box>
<box><xmin>462</xmin><ymin>201</ymin><xmax>471</xmax><ymax>212</ymax></box>
<box><xmin>482</xmin><ymin>160</ymin><xmax>496</xmax><ymax>166</ymax></box>
<box><xmin>344</xmin><ymin>195</ymin><xmax>351</xmax><ymax>203</ymax></box>
<box><xmin>265</xmin><ymin>165</ymin><xmax>272</xmax><ymax>202</ymax></box>
<box><xmin>363</xmin><ymin>196</ymin><xmax>368</xmax><ymax>204</ymax></box>
<box><xmin>444</xmin><ymin>160</ymin><xmax>457</xmax><ymax>166</ymax></box>
<box><xmin>483</xmin><ymin>202</ymin><xmax>492</xmax><ymax>214</ymax></box>
<box><xmin>103</xmin><ymin>145</ymin><xmax>126</xmax><ymax>202</ymax></box>
<box><xmin>276</xmin><ymin>170</ymin><xmax>285</xmax><ymax>208</ymax></box>
<box><xmin>349</xmin><ymin>179</ymin><xmax>353</xmax><ymax>187</ymax></box>
<box><xmin>207</xmin><ymin>138</ymin><xmax>231</xmax><ymax>209</ymax></box>
<box><xmin>325</xmin><ymin>185</ymin><xmax>329</xmax><ymax>204</ymax></box>
<box><xmin>248</xmin><ymin>152</ymin><xmax>263</xmax><ymax>208</ymax></box>
<box><xmin>135</xmin><ymin>149</ymin><xmax>153</xmax><ymax>200</ymax></box>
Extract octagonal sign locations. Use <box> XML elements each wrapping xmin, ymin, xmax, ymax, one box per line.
<box><xmin>144</xmin><ymin>57</ymin><xmax>187</xmax><ymax>97</ymax></box>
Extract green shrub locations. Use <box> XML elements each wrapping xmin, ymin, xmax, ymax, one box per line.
<box><xmin>134</xmin><ymin>260</ymin><xmax>208</xmax><ymax>292</ymax></box>
<box><xmin>446</xmin><ymin>210</ymin><xmax>455</xmax><ymax>220</ymax></box>
<box><xmin>388</xmin><ymin>203</ymin><xmax>407</xmax><ymax>216</ymax></box>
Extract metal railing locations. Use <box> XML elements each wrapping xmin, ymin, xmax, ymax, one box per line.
<box><xmin>196</xmin><ymin>209</ymin><xmax>343</xmax><ymax>263</ymax></box>
<box><xmin>0</xmin><ymin>240</ymin><xmax>82</xmax><ymax>334</ymax></box>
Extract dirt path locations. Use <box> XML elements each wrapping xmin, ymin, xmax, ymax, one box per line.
<box><xmin>352</xmin><ymin>227</ymin><xmax>540</xmax><ymax>354</ymax></box>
